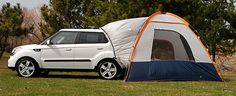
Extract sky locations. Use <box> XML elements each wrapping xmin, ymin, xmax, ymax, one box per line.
<box><xmin>0</xmin><ymin>0</ymin><xmax>49</xmax><ymax>9</ymax></box>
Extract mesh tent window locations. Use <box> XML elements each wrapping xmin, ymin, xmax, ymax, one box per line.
<box><xmin>151</xmin><ymin>29</ymin><xmax>194</xmax><ymax>61</ymax></box>
<box><xmin>152</xmin><ymin>39</ymin><xmax>174</xmax><ymax>60</ymax></box>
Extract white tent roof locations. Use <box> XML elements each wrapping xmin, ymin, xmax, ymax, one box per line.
<box><xmin>102</xmin><ymin>12</ymin><xmax>212</xmax><ymax>67</ymax></box>
<box><xmin>102</xmin><ymin>17</ymin><xmax>147</xmax><ymax>66</ymax></box>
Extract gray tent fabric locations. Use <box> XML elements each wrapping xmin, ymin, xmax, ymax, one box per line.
<box><xmin>101</xmin><ymin>17</ymin><xmax>147</xmax><ymax>67</ymax></box>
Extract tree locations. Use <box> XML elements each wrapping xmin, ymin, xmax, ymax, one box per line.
<box><xmin>0</xmin><ymin>3</ymin><xmax>31</xmax><ymax>58</ymax></box>
<box><xmin>40</xmin><ymin>0</ymin><xmax>236</xmax><ymax>62</ymax></box>
<box><xmin>40</xmin><ymin>0</ymin><xmax>161</xmax><ymax>36</ymax></box>
<box><xmin>83</xmin><ymin>0</ymin><xmax>161</xmax><ymax>27</ymax></box>
<box><xmin>22</xmin><ymin>8</ymin><xmax>43</xmax><ymax>43</ymax></box>
<box><xmin>86</xmin><ymin>0</ymin><xmax>236</xmax><ymax>62</ymax></box>
<box><xmin>39</xmin><ymin>0</ymin><xmax>93</xmax><ymax>38</ymax></box>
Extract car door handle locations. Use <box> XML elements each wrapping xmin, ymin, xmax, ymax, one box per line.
<box><xmin>66</xmin><ymin>49</ymin><xmax>72</xmax><ymax>51</ymax></box>
<box><xmin>97</xmin><ymin>48</ymin><xmax>103</xmax><ymax>50</ymax></box>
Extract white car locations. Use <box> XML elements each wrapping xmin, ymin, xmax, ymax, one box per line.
<box><xmin>8</xmin><ymin>29</ymin><xmax>124</xmax><ymax>79</ymax></box>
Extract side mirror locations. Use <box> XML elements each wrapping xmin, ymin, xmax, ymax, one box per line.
<box><xmin>46</xmin><ymin>39</ymin><xmax>52</xmax><ymax>45</ymax></box>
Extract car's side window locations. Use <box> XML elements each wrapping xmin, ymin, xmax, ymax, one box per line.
<box><xmin>78</xmin><ymin>32</ymin><xmax>108</xmax><ymax>44</ymax></box>
<box><xmin>50</xmin><ymin>31</ymin><xmax>78</xmax><ymax>44</ymax></box>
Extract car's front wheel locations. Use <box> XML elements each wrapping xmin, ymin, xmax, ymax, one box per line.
<box><xmin>98</xmin><ymin>60</ymin><xmax>120</xmax><ymax>80</ymax></box>
<box><xmin>16</xmin><ymin>58</ymin><xmax>39</xmax><ymax>77</ymax></box>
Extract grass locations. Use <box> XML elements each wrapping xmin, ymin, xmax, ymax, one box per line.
<box><xmin>0</xmin><ymin>53</ymin><xmax>236</xmax><ymax>96</ymax></box>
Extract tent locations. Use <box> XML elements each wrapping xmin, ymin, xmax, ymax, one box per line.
<box><xmin>101</xmin><ymin>12</ymin><xmax>222</xmax><ymax>81</ymax></box>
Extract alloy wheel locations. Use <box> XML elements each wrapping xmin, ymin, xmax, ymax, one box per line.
<box><xmin>17</xmin><ymin>60</ymin><xmax>35</xmax><ymax>77</ymax></box>
<box><xmin>99</xmin><ymin>62</ymin><xmax>117</xmax><ymax>79</ymax></box>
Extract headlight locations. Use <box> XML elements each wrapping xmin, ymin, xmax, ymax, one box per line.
<box><xmin>10</xmin><ymin>47</ymin><xmax>21</xmax><ymax>56</ymax></box>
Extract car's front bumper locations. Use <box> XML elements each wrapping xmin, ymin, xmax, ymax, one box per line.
<box><xmin>8</xmin><ymin>55</ymin><xmax>17</xmax><ymax>70</ymax></box>
<box><xmin>8</xmin><ymin>66</ymin><xmax>15</xmax><ymax>70</ymax></box>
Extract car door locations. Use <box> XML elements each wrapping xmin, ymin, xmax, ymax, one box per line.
<box><xmin>41</xmin><ymin>31</ymin><xmax>78</xmax><ymax>69</ymax></box>
<box><xmin>74</xmin><ymin>32</ymin><xmax>109</xmax><ymax>69</ymax></box>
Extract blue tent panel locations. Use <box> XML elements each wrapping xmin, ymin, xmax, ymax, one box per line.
<box><xmin>126</xmin><ymin>61</ymin><xmax>222</xmax><ymax>81</ymax></box>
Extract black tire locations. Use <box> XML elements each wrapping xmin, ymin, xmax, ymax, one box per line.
<box><xmin>117</xmin><ymin>68</ymin><xmax>126</xmax><ymax>79</ymax></box>
<box><xmin>16</xmin><ymin>58</ymin><xmax>39</xmax><ymax>77</ymax></box>
<box><xmin>97</xmin><ymin>60</ymin><xmax>121</xmax><ymax>80</ymax></box>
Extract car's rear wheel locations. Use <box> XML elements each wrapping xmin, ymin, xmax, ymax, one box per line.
<box><xmin>98</xmin><ymin>60</ymin><xmax>120</xmax><ymax>80</ymax></box>
<box><xmin>16</xmin><ymin>58</ymin><xmax>38</xmax><ymax>77</ymax></box>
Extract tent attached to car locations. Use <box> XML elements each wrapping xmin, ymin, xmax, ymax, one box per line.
<box><xmin>101</xmin><ymin>12</ymin><xmax>222</xmax><ymax>81</ymax></box>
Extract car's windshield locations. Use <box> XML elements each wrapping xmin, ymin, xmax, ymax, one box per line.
<box><xmin>40</xmin><ymin>31</ymin><xmax>60</xmax><ymax>45</ymax></box>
